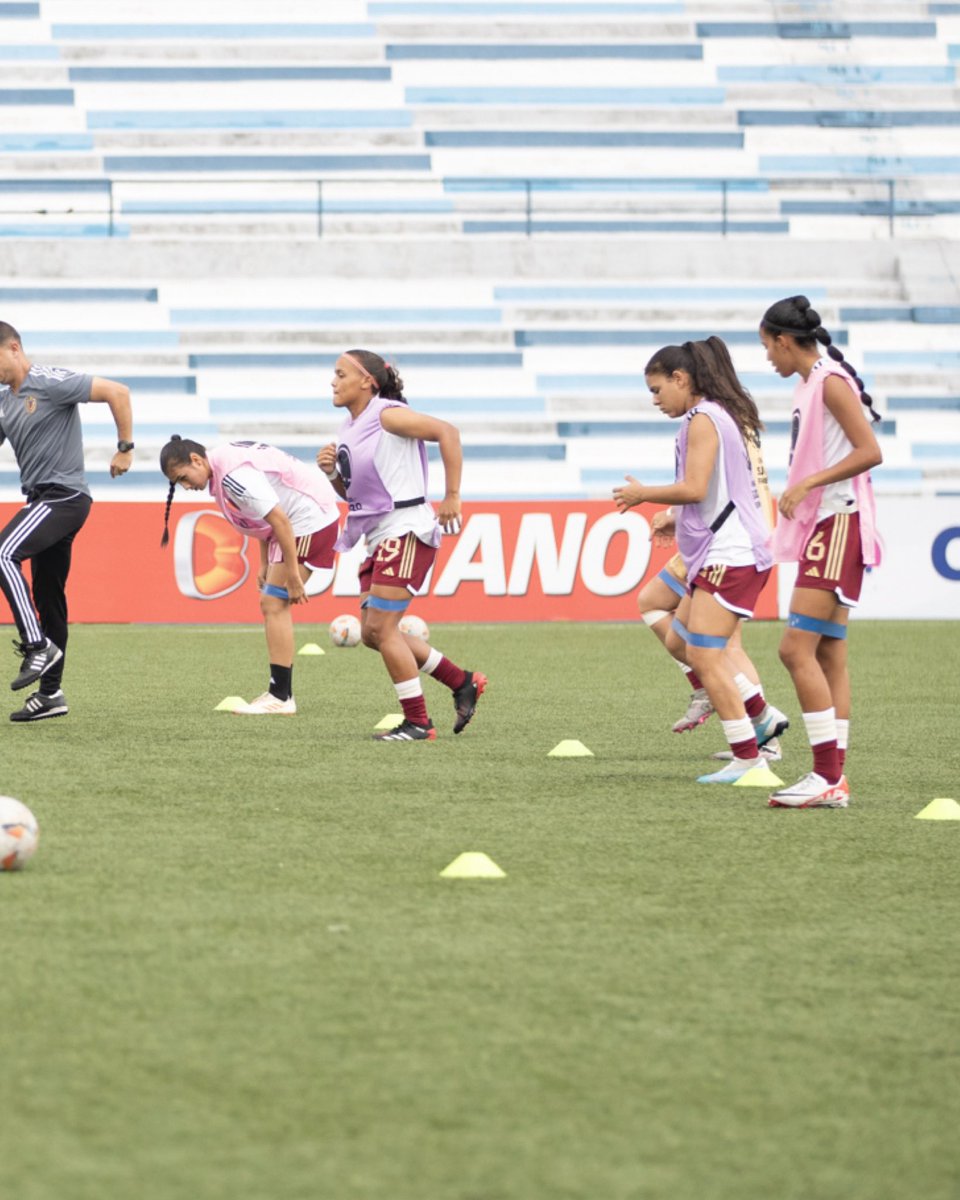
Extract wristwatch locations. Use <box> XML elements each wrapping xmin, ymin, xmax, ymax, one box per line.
<box><xmin>117</xmin><ymin>440</ymin><xmax>135</xmax><ymax>453</ymax></box>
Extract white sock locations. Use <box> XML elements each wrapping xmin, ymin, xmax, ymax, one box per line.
<box><xmin>802</xmin><ymin>707</ymin><xmax>837</xmax><ymax>747</ymax></box>
<box><xmin>734</xmin><ymin>672</ymin><xmax>762</xmax><ymax>703</ymax></box>
<box><xmin>420</xmin><ymin>647</ymin><xmax>443</xmax><ymax>675</ymax></box>
<box><xmin>720</xmin><ymin>716</ymin><xmax>757</xmax><ymax>758</ymax></box>
<box><xmin>394</xmin><ymin>677</ymin><xmax>424</xmax><ymax>702</ymax></box>
<box><xmin>836</xmin><ymin>718</ymin><xmax>849</xmax><ymax>752</ymax></box>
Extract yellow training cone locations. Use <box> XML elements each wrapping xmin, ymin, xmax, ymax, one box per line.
<box><xmin>215</xmin><ymin>696</ymin><xmax>246</xmax><ymax>712</ymax></box>
<box><xmin>374</xmin><ymin>713</ymin><xmax>404</xmax><ymax>730</ymax></box>
<box><xmin>440</xmin><ymin>852</ymin><xmax>506</xmax><ymax>879</ymax></box>
<box><xmin>733</xmin><ymin>764</ymin><xmax>784</xmax><ymax>788</ymax></box>
<box><xmin>915</xmin><ymin>797</ymin><xmax>960</xmax><ymax>821</ymax></box>
<box><xmin>548</xmin><ymin>739</ymin><xmax>594</xmax><ymax>758</ymax></box>
<box><xmin>298</xmin><ymin>643</ymin><xmax>325</xmax><ymax>656</ymax></box>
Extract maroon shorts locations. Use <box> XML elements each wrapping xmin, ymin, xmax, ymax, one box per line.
<box><xmin>691</xmin><ymin>563</ymin><xmax>772</xmax><ymax>618</ymax></box>
<box><xmin>796</xmin><ymin>511</ymin><xmax>864</xmax><ymax>607</ymax></box>
<box><xmin>267</xmin><ymin>522</ymin><xmax>338</xmax><ymax>568</ymax></box>
<box><xmin>359</xmin><ymin>532</ymin><xmax>436</xmax><ymax>594</ymax></box>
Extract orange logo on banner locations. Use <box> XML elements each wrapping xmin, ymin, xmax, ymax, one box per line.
<box><xmin>173</xmin><ymin>510</ymin><xmax>251</xmax><ymax>600</ymax></box>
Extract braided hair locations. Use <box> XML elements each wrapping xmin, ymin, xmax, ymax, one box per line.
<box><xmin>159</xmin><ymin>434</ymin><xmax>208</xmax><ymax>547</ymax></box>
<box><xmin>345</xmin><ymin>349</ymin><xmax>407</xmax><ymax>403</ymax></box>
<box><xmin>645</xmin><ymin>335</ymin><xmax>763</xmax><ymax>441</ymax></box>
<box><xmin>760</xmin><ymin>295</ymin><xmax>881</xmax><ymax>423</ymax></box>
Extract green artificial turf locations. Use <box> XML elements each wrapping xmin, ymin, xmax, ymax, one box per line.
<box><xmin>3</xmin><ymin>621</ymin><xmax>958</xmax><ymax>1200</ymax></box>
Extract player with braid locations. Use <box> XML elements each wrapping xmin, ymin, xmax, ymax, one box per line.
<box><xmin>759</xmin><ymin>295</ymin><xmax>883</xmax><ymax>809</ymax></box>
<box><xmin>160</xmin><ymin>436</ymin><xmax>340</xmax><ymax>714</ymax></box>
<box><xmin>614</xmin><ymin>336</ymin><xmax>781</xmax><ymax>785</ymax></box>
<box><xmin>317</xmin><ymin>349</ymin><xmax>486</xmax><ymax>742</ymax></box>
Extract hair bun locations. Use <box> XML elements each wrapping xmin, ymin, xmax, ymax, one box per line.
<box><xmin>171</xmin><ymin>433</ymin><xmax>181</xmax><ymax>441</ymax></box>
<box><xmin>794</xmin><ymin>295</ymin><xmax>810</xmax><ymax>312</ymax></box>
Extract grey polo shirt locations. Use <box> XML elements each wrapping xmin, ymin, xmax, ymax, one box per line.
<box><xmin>0</xmin><ymin>365</ymin><xmax>93</xmax><ymax>497</ymax></box>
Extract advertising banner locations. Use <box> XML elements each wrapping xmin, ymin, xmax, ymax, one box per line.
<box><xmin>0</xmin><ymin>499</ymin><xmax>779</xmax><ymax>624</ymax></box>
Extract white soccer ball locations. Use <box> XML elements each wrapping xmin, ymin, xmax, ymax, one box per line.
<box><xmin>399</xmin><ymin>613</ymin><xmax>430</xmax><ymax>641</ymax></box>
<box><xmin>0</xmin><ymin>796</ymin><xmax>39</xmax><ymax>871</ymax></box>
<box><xmin>329</xmin><ymin>613</ymin><xmax>361</xmax><ymax>648</ymax></box>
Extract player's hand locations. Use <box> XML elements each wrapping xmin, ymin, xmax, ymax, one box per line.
<box><xmin>287</xmin><ymin>575</ymin><xmax>307</xmax><ymax>605</ymax></box>
<box><xmin>317</xmin><ymin>443</ymin><xmax>337</xmax><ymax>476</ymax></box>
<box><xmin>613</xmin><ymin>475</ymin><xmax>644</xmax><ymax>512</ymax></box>
<box><xmin>650</xmin><ymin>508</ymin><xmax>676</xmax><ymax>546</ymax></box>
<box><xmin>438</xmin><ymin>495</ymin><xmax>462</xmax><ymax>535</ymax></box>
<box><xmin>778</xmin><ymin>480</ymin><xmax>811</xmax><ymax>520</ymax></box>
<box><xmin>110</xmin><ymin>449</ymin><xmax>133</xmax><ymax>478</ymax></box>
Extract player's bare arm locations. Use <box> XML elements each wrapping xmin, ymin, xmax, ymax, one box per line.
<box><xmin>89</xmin><ymin>376</ymin><xmax>134</xmax><ymax>477</ymax></box>
<box><xmin>380</xmin><ymin>406</ymin><xmax>464</xmax><ymax>533</ymax></box>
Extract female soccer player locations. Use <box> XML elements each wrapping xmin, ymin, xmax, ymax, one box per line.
<box><xmin>759</xmin><ymin>295</ymin><xmax>883</xmax><ymax>809</ymax></box>
<box><xmin>317</xmin><ymin>349</ymin><xmax>486</xmax><ymax>742</ymax></box>
<box><xmin>160</xmin><ymin>436</ymin><xmax>341</xmax><ymax>714</ymax></box>
<box><xmin>613</xmin><ymin>337</ymin><xmax>776</xmax><ymax>785</ymax></box>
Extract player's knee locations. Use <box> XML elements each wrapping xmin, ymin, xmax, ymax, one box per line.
<box><xmin>259</xmin><ymin>593</ymin><xmax>287</xmax><ymax>618</ymax></box>
<box><xmin>360</xmin><ymin>624</ymin><xmax>380</xmax><ymax>650</ymax></box>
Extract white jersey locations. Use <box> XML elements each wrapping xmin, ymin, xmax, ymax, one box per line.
<box><xmin>817</xmin><ymin>403</ymin><xmax>857</xmax><ymax>519</ymax></box>
<box><xmin>224</xmin><ymin>464</ymin><xmax>338</xmax><ymax>537</ymax></box>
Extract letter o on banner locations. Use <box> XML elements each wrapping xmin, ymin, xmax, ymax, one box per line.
<box><xmin>931</xmin><ymin>526</ymin><xmax>960</xmax><ymax>582</ymax></box>
<box><xmin>579</xmin><ymin>512</ymin><xmax>650</xmax><ymax>597</ymax></box>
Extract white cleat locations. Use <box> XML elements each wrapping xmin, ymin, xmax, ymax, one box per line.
<box><xmin>697</xmin><ymin>754</ymin><xmax>766</xmax><ymax>784</ymax></box>
<box><xmin>711</xmin><ymin>736</ymin><xmax>782</xmax><ymax>763</ymax></box>
<box><xmin>768</xmin><ymin>772</ymin><xmax>849</xmax><ymax>809</ymax></box>
<box><xmin>672</xmin><ymin>688</ymin><xmax>715</xmax><ymax>733</ymax></box>
<box><xmin>232</xmin><ymin>692</ymin><xmax>297</xmax><ymax>715</ymax></box>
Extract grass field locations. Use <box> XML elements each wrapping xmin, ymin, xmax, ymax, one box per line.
<box><xmin>3</xmin><ymin>619</ymin><xmax>958</xmax><ymax>1200</ymax></box>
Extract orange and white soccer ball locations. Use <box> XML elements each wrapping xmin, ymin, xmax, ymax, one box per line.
<box><xmin>398</xmin><ymin>613</ymin><xmax>430</xmax><ymax>641</ymax></box>
<box><xmin>329</xmin><ymin>613</ymin><xmax>361</xmax><ymax>648</ymax></box>
<box><xmin>0</xmin><ymin>796</ymin><xmax>39</xmax><ymax>871</ymax></box>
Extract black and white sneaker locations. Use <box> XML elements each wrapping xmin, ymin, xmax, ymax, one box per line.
<box><xmin>10</xmin><ymin>690</ymin><xmax>68</xmax><ymax>722</ymax></box>
<box><xmin>373</xmin><ymin>719</ymin><xmax>437</xmax><ymax>742</ymax></box>
<box><xmin>11</xmin><ymin>638</ymin><xmax>63</xmax><ymax>691</ymax></box>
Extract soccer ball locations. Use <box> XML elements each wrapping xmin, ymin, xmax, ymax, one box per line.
<box><xmin>399</xmin><ymin>613</ymin><xmax>430</xmax><ymax>641</ymax></box>
<box><xmin>329</xmin><ymin>613</ymin><xmax>361</xmax><ymax>648</ymax></box>
<box><xmin>0</xmin><ymin>796</ymin><xmax>39</xmax><ymax>871</ymax></box>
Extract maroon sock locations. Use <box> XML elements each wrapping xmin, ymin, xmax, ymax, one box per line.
<box><xmin>730</xmin><ymin>735</ymin><xmax>759</xmax><ymax>760</ymax></box>
<box><xmin>400</xmin><ymin>694</ymin><xmax>430</xmax><ymax>726</ymax></box>
<box><xmin>430</xmin><ymin>655</ymin><xmax>467</xmax><ymax>692</ymax></box>
<box><xmin>687</xmin><ymin>669</ymin><xmax>704</xmax><ymax>690</ymax></box>
<box><xmin>838</xmin><ymin>747</ymin><xmax>846</xmax><ymax>773</ymax></box>
<box><xmin>744</xmin><ymin>693</ymin><xmax>766</xmax><ymax>719</ymax></box>
<box><xmin>812</xmin><ymin>741</ymin><xmax>842</xmax><ymax>786</ymax></box>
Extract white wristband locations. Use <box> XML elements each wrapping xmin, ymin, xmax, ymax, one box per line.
<box><xmin>322</xmin><ymin>467</ymin><xmax>339</xmax><ymax>481</ymax></box>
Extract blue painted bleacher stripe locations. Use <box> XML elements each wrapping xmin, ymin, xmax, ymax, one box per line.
<box><xmin>118</xmin><ymin>376</ymin><xmax>196</xmax><ymax>393</ymax></box>
<box><xmin>719</xmin><ymin>65</ymin><xmax>955</xmax><ymax>83</ymax></box>
<box><xmin>427</xmin><ymin>444</ymin><xmax>566</xmax><ymax>461</ymax></box>
<box><xmin>103</xmin><ymin>154</ymin><xmax>432</xmax><ymax>172</ymax></box>
<box><xmin>54</xmin><ymin>23</ymin><xmax>376</xmax><ymax>38</ymax></box>
<box><xmin>122</xmin><ymin>199</ymin><xmax>455</xmax><ymax>214</ymax></box>
<box><xmin>388</xmin><ymin>43</ymin><xmax>701</xmax><ymax>59</ymax></box>
<box><xmin>912</xmin><ymin>443</ymin><xmax>960</xmax><ymax>458</ymax></box>
<box><xmin>782</xmin><ymin>200</ymin><xmax>960</xmax><ymax>216</ymax></box>
<box><xmin>741</xmin><ymin>110</ymin><xmax>960</xmax><ymax>127</ymax></box>
<box><xmin>698</xmin><ymin>21</ymin><xmax>936</xmax><ymax>36</ymax></box>
<box><xmin>0</xmin><ymin>89</ymin><xmax>73</xmax><ymax>105</ymax></box>
<box><xmin>445</xmin><ymin>177</ymin><xmax>769</xmax><ymax>193</ymax></box>
<box><xmin>407</xmin><ymin>86</ymin><xmax>725</xmax><ymax>105</ymax></box>
<box><xmin>841</xmin><ymin>306</ymin><xmax>960</xmax><ymax>322</ymax></box>
<box><xmin>497</xmin><ymin>285</ymin><xmax>825</xmax><ymax>301</ymax></box>
<box><xmin>865</xmin><ymin>350</ymin><xmax>960</xmax><ymax>365</ymax></box>
<box><xmin>582</xmin><ymin>465</ymin><xmax>921</xmax><ymax>486</ymax></box>
<box><xmin>428</xmin><ymin>131</ymin><xmax>744</xmax><ymax>148</ymax></box>
<box><xmin>562</xmin><ymin>419</ymin><xmax>896</xmax><ymax>437</ymax></box>
<box><xmin>89</xmin><ymin>110</ymin><xmax>413</xmax><ymax>130</ymax></box>
<box><xmin>0</xmin><ymin>2</ymin><xmax>39</xmax><ymax>15</ymax></box>
<box><xmin>210</xmin><ymin>396</ymin><xmax>547</xmax><ymax>415</ymax></box>
<box><xmin>69</xmin><ymin>67</ymin><xmax>391</xmax><ymax>82</ymax></box>
<box><xmin>887</xmin><ymin>396</ymin><xmax>960</xmax><ymax>410</ymax></box>
<box><xmin>0</xmin><ymin>286</ymin><xmax>158</xmax><ymax>302</ymax></box>
<box><xmin>519</xmin><ymin>329</ymin><xmax>846</xmax><ymax>347</ymax></box>
<box><xmin>931</xmin><ymin>4</ymin><xmax>960</xmax><ymax>11</ymax></box>
<box><xmin>190</xmin><ymin>352</ymin><xmax>523</xmax><ymax>368</ymax></box>
<box><xmin>172</xmin><ymin>308</ymin><xmax>501</xmax><ymax>324</ymax></box>
<box><xmin>0</xmin><ymin>134</ymin><xmax>92</xmax><ymax>150</ymax></box>
<box><xmin>466</xmin><ymin>220</ymin><xmax>789</xmax><ymax>234</ymax></box>
<box><xmin>761</xmin><ymin>155</ymin><xmax>960</xmax><ymax>174</ymax></box>
<box><xmin>949</xmin><ymin>46</ymin><xmax>960</xmax><ymax>60</ymax></box>
<box><xmin>0</xmin><ymin>178</ymin><xmax>111</xmax><ymax>193</ymax></box>
<box><xmin>24</xmin><ymin>331</ymin><xmax>178</xmax><ymax>348</ymax></box>
<box><xmin>537</xmin><ymin>373</ymin><xmax>800</xmax><ymax>392</ymax></box>
<box><xmin>84</xmin><ymin>422</ymin><xmax>219</xmax><ymax>439</ymax></box>
<box><xmin>371</xmin><ymin>3</ymin><xmax>682</xmax><ymax>12</ymax></box>
<box><xmin>173</xmin><ymin>308</ymin><xmax>500</xmax><ymax>324</ymax></box>
<box><xmin>0</xmin><ymin>224</ymin><xmax>129</xmax><ymax>238</ymax></box>
<box><xmin>0</xmin><ymin>46</ymin><xmax>59</xmax><ymax>59</ymax></box>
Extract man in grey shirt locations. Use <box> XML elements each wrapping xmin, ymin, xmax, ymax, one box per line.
<box><xmin>0</xmin><ymin>321</ymin><xmax>134</xmax><ymax>721</ymax></box>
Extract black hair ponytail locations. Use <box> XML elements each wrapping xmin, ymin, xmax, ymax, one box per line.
<box><xmin>760</xmin><ymin>295</ymin><xmax>881</xmax><ymax>423</ymax></box>
<box><xmin>159</xmin><ymin>433</ymin><xmax>208</xmax><ymax>548</ymax></box>
<box><xmin>346</xmin><ymin>348</ymin><xmax>407</xmax><ymax>403</ymax></box>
